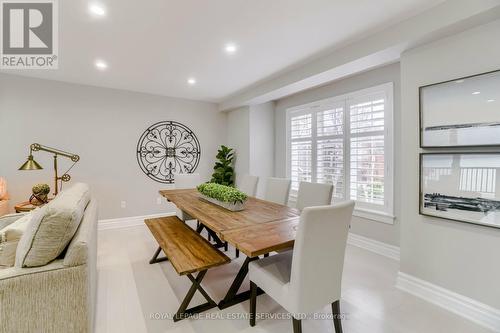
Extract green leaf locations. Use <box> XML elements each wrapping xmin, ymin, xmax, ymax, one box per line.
<box><xmin>210</xmin><ymin>144</ymin><xmax>236</xmax><ymax>186</ymax></box>
<box><xmin>198</xmin><ymin>183</ymin><xmax>247</xmax><ymax>204</ymax></box>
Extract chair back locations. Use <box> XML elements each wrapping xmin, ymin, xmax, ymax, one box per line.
<box><xmin>238</xmin><ymin>175</ymin><xmax>259</xmax><ymax>196</ymax></box>
<box><xmin>289</xmin><ymin>201</ymin><xmax>354</xmax><ymax>313</ymax></box>
<box><xmin>295</xmin><ymin>182</ymin><xmax>333</xmax><ymax>211</ymax></box>
<box><xmin>174</xmin><ymin>173</ymin><xmax>201</xmax><ymax>189</ymax></box>
<box><xmin>264</xmin><ymin>177</ymin><xmax>291</xmax><ymax>205</ymax></box>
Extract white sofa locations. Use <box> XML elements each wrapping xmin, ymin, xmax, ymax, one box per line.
<box><xmin>0</xmin><ymin>198</ymin><xmax>98</xmax><ymax>332</ymax></box>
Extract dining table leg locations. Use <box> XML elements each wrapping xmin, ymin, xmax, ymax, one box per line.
<box><xmin>218</xmin><ymin>256</ymin><xmax>264</xmax><ymax>310</ymax></box>
<box><xmin>195</xmin><ymin>223</ymin><xmax>227</xmax><ymax>251</ymax></box>
<box><xmin>205</xmin><ymin>227</ymin><xmax>226</xmax><ymax>249</ymax></box>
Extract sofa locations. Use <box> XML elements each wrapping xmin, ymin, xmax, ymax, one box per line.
<box><xmin>0</xmin><ymin>185</ymin><xmax>97</xmax><ymax>333</ymax></box>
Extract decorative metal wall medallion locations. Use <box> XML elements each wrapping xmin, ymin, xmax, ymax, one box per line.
<box><xmin>136</xmin><ymin>121</ymin><xmax>201</xmax><ymax>183</ymax></box>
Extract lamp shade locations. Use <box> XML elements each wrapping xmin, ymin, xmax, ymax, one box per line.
<box><xmin>18</xmin><ymin>155</ymin><xmax>43</xmax><ymax>171</ymax></box>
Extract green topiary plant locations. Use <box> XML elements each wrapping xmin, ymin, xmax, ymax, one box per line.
<box><xmin>197</xmin><ymin>183</ymin><xmax>247</xmax><ymax>204</ymax></box>
<box><xmin>30</xmin><ymin>183</ymin><xmax>51</xmax><ymax>205</ymax></box>
<box><xmin>32</xmin><ymin>183</ymin><xmax>50</xmax><ymax>196</ymax></box>
<box><xmin>210</xmin><ymin>145</ymin><xmax>235</xmax><ymax>186</ymax></box>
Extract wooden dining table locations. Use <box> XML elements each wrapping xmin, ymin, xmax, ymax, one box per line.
<box><xmin>159</xmin><ymin>188</ymin><xmax>301</xmax><ymax>309</ymax></box>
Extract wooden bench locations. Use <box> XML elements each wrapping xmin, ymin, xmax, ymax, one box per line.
<box><xmin>145</xmin><ymin>216</ymin><xmax>230</xmax><ymax>321</ymax></box>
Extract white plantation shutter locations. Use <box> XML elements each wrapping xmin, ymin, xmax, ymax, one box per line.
<box><xmin>290</xmin><ymin>113</ymin><xmax>312</xmax><ymax>139</ymax></box>
<box><xmin>317</xmin><ymin>139</ymin><xmax>344</xmax><ymax>199</ymax></box>
<box><xmin>287</xmin><ymin>83</ymin><xmax>393</xmax><ymax>220</ymax></box>
<box><xmin>290</xmin><ymin>141</ymin><xmax>312</xmax><ymax>191</ymax></box>
<box><xmin>316</xmin><ymin>105</ymin><xmax>345</xmax><ymax>200</ymax></box>
<box><xmin>349</xmin><ymin>92</ymin><xmax>386</xmax><ymax>206</ymax></box>
<box><xmin>290</xmin><ymin>113</ymin><xmax>312</xmax><ymax>191</ymax></box>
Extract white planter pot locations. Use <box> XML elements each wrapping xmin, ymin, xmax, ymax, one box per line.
<box><xmin>199</xmin><ymin>194</ymin><xmax>246</xmax><ymax>211</ymax></box>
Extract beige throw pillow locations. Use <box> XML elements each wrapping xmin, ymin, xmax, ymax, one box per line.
<box><xmin>16</xmin><ymin>183</ymin><xmax>90</xmax><ymax>268</ymax></box>
<box><xmin>2</xmin><ymin>208</ymin><xmax>45</xmax><ymax>267</ymax></box>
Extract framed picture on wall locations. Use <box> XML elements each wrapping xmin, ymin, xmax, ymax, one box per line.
<box><xmin>420</xmin><ymin>152</ymin><xmax>500</xmax><ymax>229</ymax></box>
<box><xmin>419</xmin><ymin>69</ymin><xmax>500</xmax><ymax>148</ymax></box>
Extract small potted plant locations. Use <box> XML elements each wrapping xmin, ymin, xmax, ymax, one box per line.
<box><xmin>197</xmin><ymin>183</ymin><xmax>247</xmax><ymax>211</ymax></box>
<box><xmin>30</xmin><ymin>183</ymin><xmax>50</xmax><ymax>206</ymax></box>
<box><xmin>210</xmin><ymin>145</ymin><xmax>235</xmax><ymax>186</ymax></box>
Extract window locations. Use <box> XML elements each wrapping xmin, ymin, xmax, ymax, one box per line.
<box><xmin>286</xmin><ymin>83</ymin><xmax>394</xmax><ymax>223</ymax></box>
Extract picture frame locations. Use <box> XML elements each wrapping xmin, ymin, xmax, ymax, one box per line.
<box><xmin>419</xmin><ymin>152</ymin><xmax>500</xmax><ymax>229</ymax></box>
<box><xmin>419</xmin><ymin>69</ymin><xmax>500</xmax><ymax>148</ymax></box>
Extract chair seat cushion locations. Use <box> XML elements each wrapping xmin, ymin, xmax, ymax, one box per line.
<box><xmin>249</xmin><ymin>250</ymin><xmax>293</xmax><ymax>307</ymax></box>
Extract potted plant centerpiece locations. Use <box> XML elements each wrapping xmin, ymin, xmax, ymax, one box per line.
<box><xmin>197</xmin><ymin>183</ymin><xmax>247</xmax><ymax>211</ymax></box>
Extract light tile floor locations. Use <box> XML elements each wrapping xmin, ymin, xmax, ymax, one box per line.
<box><xmin>96</xmin><ymin>225</ymin><xmax>493</xmax><ymax>333</ymax></box>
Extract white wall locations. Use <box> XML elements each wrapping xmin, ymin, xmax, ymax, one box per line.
<box><xmin>0</xmin><ymin>74</ymin><xmax>226</xmax><ymax>220</ymax></box>
<box><xmin>227</xmin><ymin>102</ymin><xmax>275</xmax><ymax>197</ymax></box>
<box><xmin>249</xmin><ymin>102</ymin><xmax>275</xmax><ymax>197</ymax></box>
<box><xmin>400</xmin><ymin>19</ymin><xmax>500</xmax><ymax>309</ymax></box>
<box><xmin>226</xmin><ymin>106</ymin><xmax>250</xmax><ymax>185</ymax></box>
<box><xmin>274</xmin><ymin>63</ymin><xmax>401</xmax><ymax>246</ymax></box>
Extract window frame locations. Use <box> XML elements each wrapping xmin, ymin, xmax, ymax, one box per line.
<box><xmin>286</xmin><ymin>82</ymin><xmax>394</xmax><ymax>224</ymax></box>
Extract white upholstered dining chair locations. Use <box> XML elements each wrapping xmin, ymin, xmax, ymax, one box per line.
<box><xmin>295</xmin><ymin>181</ymin><xmax>333</xmax><ymax>211</ymax></box>
<box><xmin>174</xmin><ymin>173</ymin><xmax>201</xmax><ymax>221</ymax></box>
<box><xmin>264</xmin><ymin>177</ymin><xmax>291</xmax><ymax>205</ymax></box>
<box><xmin>249</xmin><ymin>201</ymin><xmax>355</xmax><ymax>333</ymax></box>
<box><xmin>238</xmin><ymin>175</ymin><xmax>259</xmax><ymax>197</ymax></box>
<box><xmin>231</xmin><ymin>174</ymin><xmax>259</xmax><ymax>257</ymax></box>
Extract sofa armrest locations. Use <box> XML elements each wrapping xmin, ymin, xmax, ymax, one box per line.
<box><xmin>0</xmin><ymin>259</ymin><xmax>91</xmax><ymax>332</ymax></box>
<box><xmin>0</xmin><ymin>259</ymin><xmax>66</xmax><ymax>281</ymax></box>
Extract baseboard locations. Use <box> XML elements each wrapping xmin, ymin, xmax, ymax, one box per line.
<box><xmin>397</xmin><ymin>272</ymin><xmax>500</xmax><ymax>332</ymax></box>
<box><xmin>98</xmin><ymin>212</ymin><xmax>175</xmax><ymax>231</ymax></box>
<box><xmin>347</xmin><ymin>232</ymin><xmax>400</xmax><ymax>261</ymax></box>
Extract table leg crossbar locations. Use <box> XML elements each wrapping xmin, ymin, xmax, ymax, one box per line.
<box><xmin>218</xmin><ymin>256</ymin><xmax>264</xmax><ymax>309</ymax></box>
<box><xmin>173</xmin><ymin>270</ymin><xmax>217</xmax><ymax>322</ymax></box>
<box><xmin>196</xmin><ymin>224</ymin><xmax>227</xmax><ymax>250</ymax></box>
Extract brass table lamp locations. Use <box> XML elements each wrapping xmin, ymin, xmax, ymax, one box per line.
<box><xmin>19</xmin><ymin>143</ymin><xmax>80</xmax><ymax>196</ymax></box>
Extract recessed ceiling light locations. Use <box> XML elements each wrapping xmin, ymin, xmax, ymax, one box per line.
<box><xmin>224</xmin><ymin>43</ymin><xmax>238</xmax><ymax>55</ymax></box>
<box><xmin>455</xmin><ymin>79</ymin><xmax>464</xmax><ymax>83</ymax></box>
<box><xmin>487</xmin><ymin>99</ymin><xmax>495</xmax><ymax>103</ymax></box>
<box><xmin>472</xmin><ymin>91</ymin><xmax>481</xmax><ymax>95</ymax></box>
<box><xmin>187</xmin><ymin>78</ymin><xmax>197</xmax><ymax>85</ymax></box>
<box><xmin>89</xmin><ymin>3</ymin><xmax>106</xmax><ymax>17</ymax></box>
<box><xmin>95</xmin><ymin>60</ymin><xmax>108</xmax><ymax>70</ymax></box>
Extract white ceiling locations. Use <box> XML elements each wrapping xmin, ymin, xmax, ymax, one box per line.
<box><xmin>2</xmin><ymin>0</ymin><xmax>444</xmax><ymax>102</ymax></box>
